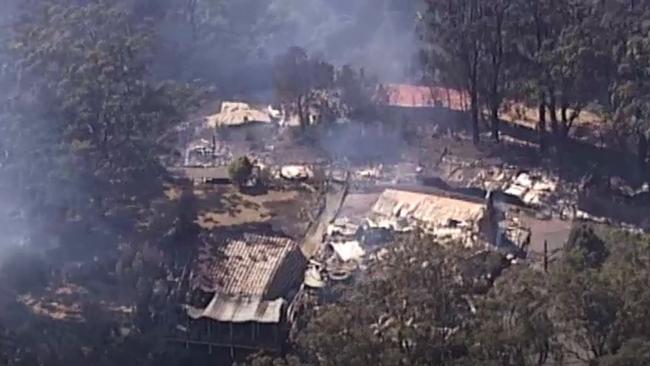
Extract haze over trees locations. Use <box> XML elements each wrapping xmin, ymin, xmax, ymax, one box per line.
<box><xmin>420</xmin><ymin>0</ymin><xmax>650</xmax><ymax>166</ymax></box>
<box><xmin>0</xmin><ymin>1</ymin><xmax>201</xmax><ymax>364</ymax></box>
<box><xmin>2</xmin><ymin>0</ymin><xmax>200</xmax><ymax>249</ymax></box>
<box><xmin>272</xmin><ymin>47</ymin><xmax>383</xmax><ymax>126</ymax></box>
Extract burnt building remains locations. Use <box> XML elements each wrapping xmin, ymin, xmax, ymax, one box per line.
<box><xmin>171</xmin><ymin>233</ymin><xmax>307</xmax><ymax>353</ymax></box>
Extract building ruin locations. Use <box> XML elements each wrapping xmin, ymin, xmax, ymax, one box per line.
<box><xmin>170</xmin><ymin>232</ymin><xmax>307</xmax><ymax>353</ymax></box>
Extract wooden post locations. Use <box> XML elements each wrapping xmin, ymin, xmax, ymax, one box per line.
<box><xmin>229</xmin><ymin>323</ymin><xmax>234</xmax><ymax>358</ymax></box>
<box><xmin>207</xmin><ymin>321</ymin><xmax>212</xmax><ymax>354</ymax></box>
<box><xmin>273</xmin><ymin>325</ymin><xmax>278</xmax><ymax>348</ymax></box>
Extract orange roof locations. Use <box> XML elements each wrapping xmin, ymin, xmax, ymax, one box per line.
<box><xmin>382</xmin><ymin>83</ymin><xmax>468</xmax><ymax>110</ymax></box>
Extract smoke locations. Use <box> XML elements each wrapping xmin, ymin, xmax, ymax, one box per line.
<box><xmin>265</xmin><ymin>0</ymin><xmax>421</xmax><ymax>82</ymax></box>
<box><xmin>150</xmin><ymin>0</ymin><xmax>422</xmax><ymax>93</ymax></box>
<box><xmin>0</xmin><ymin>0</ymin><xmax>423</xmax><ymax>249</ymax></box>
<box><xmin>318</xmin><ymin>122</ymin><xmax>405</xmax><ymax>164</ymax></box>
<box><xmin>0</xmin><ymin>1</ymin><xmax>20</xmax><ymax>252</ymax></box>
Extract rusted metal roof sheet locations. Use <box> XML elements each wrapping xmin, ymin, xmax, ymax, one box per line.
<box><xmin>382</xmin><ymin>84</ymin><xmax>468</xmax><ymax>110</ymax></box>
<box><xmin>194</xmin><ymin>233</ymin><xmax>306</xmax><ymax>299</ymax></box>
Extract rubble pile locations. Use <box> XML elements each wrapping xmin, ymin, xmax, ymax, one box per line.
<box><xmin>327</xmin><ymin>161</ymin><xmax>421</xmax><ymax>190</ymax></box>
<box><xmin>437</xmin><ymin>155</ymin><xmax>483</xmax><ymax>185</ymax></box>
<box><xmin>498</xmin><ymin>214</ymin><xmax>532</xmax><ymax>254</ymax></box>
<box><xmin>368</xmin><ymin>189</ymin><xmax>488</xmax><ymax>247</ymax></box>
<box><xmin>279</xmin><ymin>165</ymin><xmax>314</xmax><ymax>181</ymax></box>
<box><xmin>460</xmin><ymin>164</ymin><xmax>577</xmax><ymax>218</ymax></box>
<box><xmin>320</xmin><ymin>218</ymin><xmax>365</xmax><ymax>282</ymax></box>
<box><xmin>305</xmin><ymin>215</ymin><xmax>395</xmax><ymax>287</ymax></box>
<box><xmin>326</xmin><ymin>217</ymin><xmax>361</xmax><ymax>238</ymax></box>
<box><xmin>500</xmin><ymin>172</ymin><xmax>558</xmax><ymax>207</ymax></box>
<box><xmin>184</xmin><ymin>139</ymin><xmax>233</xmax><ymax>167</ymax></box>
<box><xmin>436</xmin><ymin>156</ymin><xmax>562</xmax><ymax>202</ymax></box>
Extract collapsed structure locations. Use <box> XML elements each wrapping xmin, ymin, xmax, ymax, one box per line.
<box><xmin>368</xmin><ymin>188</ymin><xmax>492</xmax><ymax>246</ymax></box>
<box><xmin>175</xmin><ymin>233</ymin><xmax>307</xmax><ymax>352</ymax></box>
<box><xmin>206</xmin><ymin>102</ymin><xmax>273</xmax><ymax>127</ymax></box>
<box><xmin>309</xmin><ymin>186</ymin><xmax>531</xmax><ymax>286</ymax></box>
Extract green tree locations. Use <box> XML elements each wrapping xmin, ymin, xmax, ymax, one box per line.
<box><xmin>508</xmin><ymin>0</ymin><xmax>612</xmax><ymax>145</ymax></box>
<box><xmin>272</xmin><ymin>47</ymin><xmax>335</xmax><ymax>128</ymax></box>
<box><xmin>610</xmin><ymin>5</ymin><xmax>650</xmax><ymax>170</ymax></box>
<box><xmin>228</xmin><ymin>156</ymin><xmax>254</xmax><ymax>188</ymax></box>
<box><xmin>336</xmin><ymin>65</ymin><xmax>382</xmax><ymax>120</ymax></box>
<box><xmin>467</xmin><ymin>266</ymin><xmax>558</xmax><ymax>365</ymax></box>
<box><xmin>421</xmin><ymin>0</ymin><xmax>484</xmax><ymax>144</ymax></box>
<box><xmin>6</xmin><ymin>0</ymin><xmax>200</xmax><ymax>232</ymax></box>
<box><xmin>245</xmin><ymin>228</ymin><xmax>650</xmax><ymax>366</ymax></box>
<box><xmin>565</xmin><ymin>224</ymin><xmax>609</xmax><ymax>270</ymax></box>
<box><xmin>550</xmin><ymin>228</ymin><xmax>650</xmax><ymax>363</ymax></box>
<box><xmin>477</xmin><ymin>0</ymin><xmax>515</xmax><ymax>143</ymax></box>
<box><xmin>276</xmin><ymin>234</ymin><xmax>477</xmax><ymax>366</ymax></box>
<box><xmin>507</xmin><ymin>0</ymin><xmax>557</xmax><ymax>151</ymax></box>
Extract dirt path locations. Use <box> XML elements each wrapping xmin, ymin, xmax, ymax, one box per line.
<box><xmin>300</xmin><ymin>180</ymin><xmax>348</xmax><ymax>258</ymax></box>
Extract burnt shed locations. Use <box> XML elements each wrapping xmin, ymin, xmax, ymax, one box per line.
<box><xmin>176</xmin><ymin>232</ymin><xmax>307</xmax><ymax>352</ymax></box>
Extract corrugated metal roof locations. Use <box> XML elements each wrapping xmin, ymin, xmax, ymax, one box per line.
<box><xmin>372</xmin><ymin>189</ymin><xmax>485</xmax><ymax>227</ymax></box>
<box><xmin>194</xmin><ymin>233</ymin><xmax>306</xmax><ymax>298</ymax></box>
<box><xmin>187</xmin><ymin>294</ymin><xmax>285</xmax><ymax>324</ymax></box>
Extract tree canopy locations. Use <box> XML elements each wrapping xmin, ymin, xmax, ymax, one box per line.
<box><xmin>420</xmin><ymin>0</ymin><xmax>650</xmax><ymax>165</ymax></box>
<box><xmin>248</xmin><ymin>227</ymin><xmax>650</xmax><ymax>366</ymax></box>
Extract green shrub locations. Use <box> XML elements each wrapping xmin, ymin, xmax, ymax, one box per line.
<box><xmin>228</xmin><ymin>156</ymin><xmax>253</xmax><ymax>187</ymax></box>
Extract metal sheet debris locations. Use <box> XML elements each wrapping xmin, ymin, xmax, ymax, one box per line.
<box><xmin>304</xmin><ymin>265</ymin><xmax>325</xmax><ymax>289</ymax></box>
<box><xmin>327</xmin><ymin>218</ymin><xmax>360</xmax><ymax>238</ymax></box>
<box><xmin>280</xmin><ymin>165</ymin><xmax>313</xmax><ymax>181</ymax></box>
<box><xmin>186</xmin><ymin>294</ymin><xmax>285</xmax><ymax>324</ymax></box>
<box><xmin>330</xmin><ymin>240</ymin><xmax>365</xmax><ymax>262</ymax></box>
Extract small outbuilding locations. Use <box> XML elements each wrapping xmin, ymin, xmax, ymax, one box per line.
<box><xmin>173</xmin><ymin>232</ymin><xmax>307</xmax><ymax>353</ymax></box>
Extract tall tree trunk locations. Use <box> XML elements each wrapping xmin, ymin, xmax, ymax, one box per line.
<box><xmin>470</xmin><ymin>51</ymin><xmax>480</xmax><ymax>145</ymax></box>
<box><xmin>560</xmin><ymin>104</ymin><xmax>570</xmax><ymax>139</ymax></box>
<box><xmin>548</xmin><ymin>88</ymin><xmax>559</xmax><ymax>137</ymax></box>
<box><xmin>639</xmin><ymin>132</ymin><xmax>648</xmax><ymax>171</ymax></box>
<box><xmin>538</xmin><ymin>96</ymin><xmax>547</xmax><ymax>153</ymax></box>
<box><xmin>491</xmin><ymin>101</ymin><xmax>500</xmax><ymax>143</ymax></box>
<box><xmin>489</xmin><ymin>7</ymin><xmax>505</xmax><ymax>144</ymax></box>
<box><xmin>186</xmin><ymin>0</ymin><xmax>198</xmax><ymax>43</ymax></box>
<box><xmin>489</xmin><ymin>69</ymin><xmax>500</xmax><ymax>143</ymax></box>
<box><xmin>297</xmin><ymin>96</ymin><xmax>305</xmax><ymax>129</ymax></box>
<box><xmin>470</xmin><ymin>88</ymin><xmax>480</xmax><ymax>144</ymax></box>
